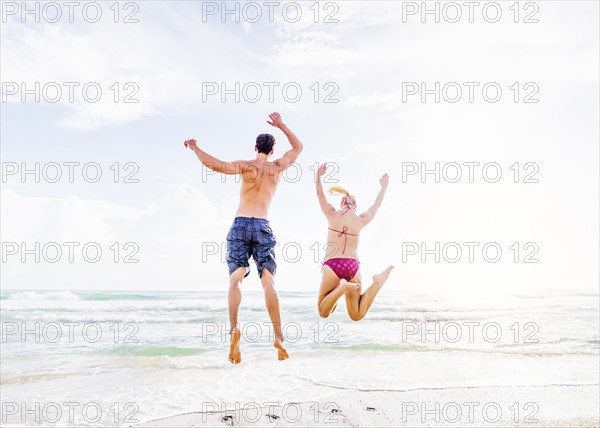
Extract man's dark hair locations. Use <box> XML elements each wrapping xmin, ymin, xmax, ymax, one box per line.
<box><xmin>256</xmin><ymin>133</ymin><xmax>276</xmax><ymax>155</ymax></box>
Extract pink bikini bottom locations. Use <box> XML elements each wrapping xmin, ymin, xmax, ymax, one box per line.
<box><xmin>323</xmin><ymin>258</ymin><xmax>360</xmax><ymax>282</ymax></box>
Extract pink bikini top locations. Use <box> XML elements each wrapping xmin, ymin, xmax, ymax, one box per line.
<box><xmin>328</xmin><ymin>207</ymin><xmax>359</xmax><ymax>254</ymax></box>
<box><xmin>328</xmin><ymin>226</ymin><xmax>359</xmax><ymax>254</ymax></box>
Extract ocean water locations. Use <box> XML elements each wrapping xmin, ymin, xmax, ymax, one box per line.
<box><xmin>1</xmin><ymin>289</ymin><xmax>598</xmax><ymax>427</ymax></box>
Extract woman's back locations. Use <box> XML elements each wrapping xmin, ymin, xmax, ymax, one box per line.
<box><xmin>324</xmin><ymin>209</ymin><xmax>365</xmax><ymax>261</ymax></box>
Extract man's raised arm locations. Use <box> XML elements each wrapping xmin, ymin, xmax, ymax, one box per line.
<box><xmin>268</xmin><ymin>112</ymin><xmax>303</xmax><ymax>169</ymax></box>
<box><xmin>184</xmin><ymin>139</ymin><xmax>247</xmax><ymax>175</ymax></box>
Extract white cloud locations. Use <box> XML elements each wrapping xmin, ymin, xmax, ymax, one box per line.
<box><xmin>0</xmin><ymin>184</ymin><xmax>235</xmax><ymax>289</ymax></box>
<box><xmin>1</xmin><ymin>1</ymin><xmax>598</xmax><ymax>292</ymax></box>
<box><xmin>1</xmin><ymin>3</ymin><xmax>264</xmax><ymax>130</ymax></box>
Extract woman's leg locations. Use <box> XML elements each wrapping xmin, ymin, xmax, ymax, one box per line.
<box><xmin>345</xmin><ymin>266</ymin><xmax>394</xmax><ymax>321</ymax></box>
<box><xmin>318</xmin><ymin>266</ymin><xmax>359</xmax><ymax>318</ymax></box>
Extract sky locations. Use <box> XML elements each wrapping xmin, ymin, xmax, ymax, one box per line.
<box><xmin>1</xmin><ymin>1</ymin><xmax>598</xmax><ymax>294</ymax></box>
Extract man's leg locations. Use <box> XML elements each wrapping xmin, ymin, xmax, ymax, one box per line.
<box><xmin>260</xmin><ymin>269</ymin><xmax>289</xmax><ymax>361</ymax></box>
<box><xmin>253</xmin><ymin>220</ymin><xmax>287</xmax><ymax>360</ymax></box>
<box><xmin>226</xmin><ymin>217</ymin><xmax>251</xmax><ymax>364</ymax></box>
<box><xmin>228</xmin><ymin>267</ymin><xmax>246</xmax><ymax>364</ymax></box>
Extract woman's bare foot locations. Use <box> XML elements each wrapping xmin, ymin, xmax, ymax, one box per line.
<box><xmin>339</xmin><ymin>279</ymin><xmax>360</xmax><ymax>292</ymax></box>
<box><xmin>274</xmin><ymin>338</ymin><xmax>289</xmax><ymax>361</ymax></box>
<box><xmin>373</xmin><ymin>265</ymin><xmax>394</xmax><ymax>287</ymax></box>
<box><xmin>228</xmin><ymin>328</ymin><xmax>241</xmax><ymax>364</ymax></box>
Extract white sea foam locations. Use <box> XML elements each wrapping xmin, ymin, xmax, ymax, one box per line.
<box><xmin>1</xmin><ymin>289</ymin><xmax>598</xmax><ymax>427</ymax></box>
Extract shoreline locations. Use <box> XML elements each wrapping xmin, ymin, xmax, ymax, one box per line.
<box><xmin>133</xmin><ymin>383</ymin><xmax>600</xmax><ymax>427</ymax></box>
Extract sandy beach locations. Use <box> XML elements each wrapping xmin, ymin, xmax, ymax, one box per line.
<box><xmin>135</xmin><ymin>384</ymin><xmax>600</xmax><ymax>427</ymax></box>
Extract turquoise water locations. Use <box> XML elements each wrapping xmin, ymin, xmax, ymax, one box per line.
<box><xmin>1</xmin><ymin>289</ymin><xmax>599</xmax><ymax>426</ymax></box>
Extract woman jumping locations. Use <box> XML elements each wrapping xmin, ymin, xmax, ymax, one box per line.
<box><xmin>315</xmin><ymin>163</ymin><xmax>394</xmax><ymax>320</ymax></box>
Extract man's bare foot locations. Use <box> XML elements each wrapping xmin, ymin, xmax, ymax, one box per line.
<box><xmin>274</xmin><ymin>339</ymin><xmax>289</xmax><ymax>361</ymax></box>
<box><xmin>229</xmin><ymin>328</ymin><xmax>241</xmax><ymax>364</ymax></box>
<box><xmin>373</xmin><ymin>265</ymin><xmax>394</xmax><ymax>287</ymax></box>
<box><xmin>339</xmin><ymin>279</ymin><xmax>360</xmax><ymax>292</ymax></box>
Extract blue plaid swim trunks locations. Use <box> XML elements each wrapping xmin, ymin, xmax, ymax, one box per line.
<box><xmin>226</xmin><ymin>217</ymin><xmax>277</xmax><ymax>278</ymax></box>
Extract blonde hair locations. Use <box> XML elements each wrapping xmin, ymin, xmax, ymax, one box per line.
<box><xmin>329</xmin><ymin>186</ymin><xmax>357</xmax><ymax>210</ymax></box>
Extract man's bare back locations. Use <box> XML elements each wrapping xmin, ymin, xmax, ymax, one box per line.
<box><xmin>236</xmin><ymin>160</ymin><xmax>284</xmax><ymax>219</ymax></box>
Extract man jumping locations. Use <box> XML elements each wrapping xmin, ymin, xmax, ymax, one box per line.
<box><xmin>184</xmin><ymin>112</ymin><xmax>303</xmax><ymax>364</ymax></box>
